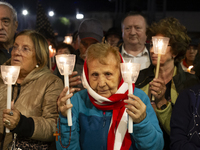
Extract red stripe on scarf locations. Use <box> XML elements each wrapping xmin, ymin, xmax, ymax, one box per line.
<box><xmin>84</xmin><ymin>53</ymin><xmax>134</xmax><ymax>150</ymax></box>
<box><xmin>182</xmin><ymin>58</ymin><xmax>189</xmax><ymax>68</ymax></box>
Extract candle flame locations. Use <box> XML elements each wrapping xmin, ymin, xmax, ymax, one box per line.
<box><xmin>49</xmin><ymin>45</ymin><xmax>56</xmax><ymax>58</ymax></box>
<box><xmin>187</xmin><ymin>65</ymin><xmax>193</xmax><ymax>73</ymax></box>
<box><xmin>64</xmin><ymin>36</ymin><xmax>72</xmax><ymax>44</ymax></box>
<box><xmin>127</xmin><ymin>61</ymin><xmax>132</xmax><ymax>71</ymax></box>
<box><xmin>59</xmin><ymin>57</ymin><xmax>66</xmax><ymax>63</ymax></box>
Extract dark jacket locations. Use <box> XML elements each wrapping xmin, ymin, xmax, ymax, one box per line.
<box><xmin>170</xmin><ymin>84</ymin><xmax>200</xmax><ymax>149</ymax></box>
<box><xmin>135</xmin><ymin>62</ymin><xmax>200</xmax><ymax>94</ymax></box>
<box><xmin>0</xmin><ymin>48</ymin><xmax>12</xmax><ymax>65</ymax></box>
<box><xmin>135</xmin><ymin>62</ymin><xmax>200</xmax><ymax>150</ymax></box>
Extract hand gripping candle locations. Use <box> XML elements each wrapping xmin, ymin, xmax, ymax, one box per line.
<box><xmin>120</xmin><ymin>62</ymin><xmax>140</xmax><ymax>133</ymax></box>
<box><xmin>55</xmin><ymin>54</ymin><xmax>76</xmax><ymax>126</ymax></box>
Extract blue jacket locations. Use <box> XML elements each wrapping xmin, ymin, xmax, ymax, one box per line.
<box><xmin>56</xmin><ymin>88</ymin><xmax>164</xmax><ymax>150</ymax></box>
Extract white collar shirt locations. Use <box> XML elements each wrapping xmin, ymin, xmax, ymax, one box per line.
<box><xmin>121</xmin><ymin>44</ymin><xmax>150</xmax><ymax>70</ymax></box>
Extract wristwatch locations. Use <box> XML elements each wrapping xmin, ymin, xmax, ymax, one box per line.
<box><xmin>160</xmin><ymin>101</ymin><xmax>169</xmax><ymax>110</ymax></box>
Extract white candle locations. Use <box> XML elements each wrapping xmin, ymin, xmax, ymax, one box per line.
<box><xmin>125</xmin><ymin>71</ymin><xmax>132</xmax><ymax>83</ymax></box>
<box><xmin>152</xmin><ymin>41</ymin><xmax>163</xmax><ymax>101</ymax></box>
<box><xmin>6</xmin><ymin>74</ymin><xmax>12</xmax><ymax>133</ymax></box>
<box><xmin>126</xmin><ymin>71</ymin><xmax>133</xmax><ymax>133</ymax></box>
<box><xmin>64</xmin><ymin>64</ymin><xmax>72</xmax><ymax>126</ymax></box>
<box><xmin>128</xmin><ymin>82</ymin><xmax>133</xmax><ymax>133</ymax></box>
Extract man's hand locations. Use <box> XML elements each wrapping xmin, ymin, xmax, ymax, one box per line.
<box><xmin>69</xmin><ymin>71</ymin><xmax>82</xmax><ymax>92</ymax></box>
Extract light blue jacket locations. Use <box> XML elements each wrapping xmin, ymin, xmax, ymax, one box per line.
<box><xmin>56</xmin><ymin>88</ymin><xmax>164</xmax><ymax>150</ymax></box>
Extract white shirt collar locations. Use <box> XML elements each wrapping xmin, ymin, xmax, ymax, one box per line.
<box><xmin>121</xmin><ymin>44</ymin><xmax>149</xmax><ymax>57</ymax></box>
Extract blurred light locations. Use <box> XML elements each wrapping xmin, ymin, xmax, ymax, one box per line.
<box><xmin>49</xmin><ymin>11</ymin><xmax>54</xmax><ymax>17</ymax></box>
<box><xmin>76</xmin><ymin>13</ymin><xmax>84</xmax><ymax>19</ymax></box>
<box><xmin>22</xmin><ymin>9</ymin><xmax>28</xmax><ymax>16</ymax></box>
<box><xmin>60</xmin><ymin>17</ymin><xmax>70</xmax><ymax>25</ymax></box>
<box><xmin>64</xmin><ymin>36</ymin><xmax>73</xmax><ymax>44</ymax></box>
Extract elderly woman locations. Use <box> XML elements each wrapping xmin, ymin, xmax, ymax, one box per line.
<box><xmin>0</xmin><ymin>30</ymin><xmax>63</xmax><ymax>149</ymax></box>
<box><xmin>56</xmin><ymin>43</ymin><xmax>164</xmax><ymax>150</ymax></box>
<box><xmin>135</xmin><ymin>17</ymin><xmax>200</xmax><ymax>149</ymax></box>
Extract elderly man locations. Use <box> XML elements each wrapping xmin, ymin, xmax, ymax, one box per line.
<box><xmin>56</xmin><ymin>43</ymin><xmax>164</xmax><ymax>150</ymax></box>
<box><xmin>120</xmin><ymin>11</ymin><xmax>150</xmax><ymax>70</ymax></box>
<box><xmin>0</xmin><ymin>2</ymin><xmax>18</xmax><ymax>65</ymax></box>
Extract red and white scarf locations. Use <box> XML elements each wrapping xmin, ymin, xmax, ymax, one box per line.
<box><xmin>82</xmin><ymin>55</ymin><xmax>135</xmax><ymax>150</ymax></box>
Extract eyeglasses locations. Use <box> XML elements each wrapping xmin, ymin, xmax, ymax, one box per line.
<box><xmin>12</xmin><ymin>45</ymin><xmax>33</xmax><ymax>55</ymax></box>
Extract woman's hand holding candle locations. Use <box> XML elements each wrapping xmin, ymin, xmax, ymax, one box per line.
<box><xmin>3</xmin><ymin>103</ymin><xmax>21</xmax><ymax>130</ymax></box>
<box><xmin>57</xmin><ymin>87</ymin><xmax>76</xmax><ymax>117</ymax></box>
<box><xmin>124</xmin><ymin>94</ymin><xmax>146</xmax><ymax>124</ymax></box>
<box><xmin>149</xmin><ymin>78</ymin><xmax>167</xmax><ymax>105</ymax></box>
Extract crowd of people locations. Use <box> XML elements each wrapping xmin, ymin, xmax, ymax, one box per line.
<box><xmin>1</xmin><ymin>1</ymin><xmax>200</xmax><ymax>150</ymax></box>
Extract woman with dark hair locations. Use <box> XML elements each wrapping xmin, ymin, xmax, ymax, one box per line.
<box><xmin>180</xmin><ymin>38</ymin><xmax>199</xmax><ymax>74</ymax></box>
<box><xmin>135</xmin><ymin>17</ymin><xmax>200</xmax><ymax>149</ymax></box>
<box><xmin>0</xmin><ymin>30</ymin><xmax>63</xmax><ymax>149</ymax></box>
<box><xmin>104</xmin><ymin>27</ymin><xmax>122</xmax><ymax>47</ymax></box>
<box><xmin>56</xmin><ymin>42</ymin><xmax>75</xmax><ymax>55</ymax></box>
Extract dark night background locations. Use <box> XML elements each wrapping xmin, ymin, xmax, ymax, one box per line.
<box><xmin>2</xmin><ymin>0</ymin><xmax>200</xmax><ymax>39</ymax></box>
<box><xmin>5</xmin><ymin>0</ymin><xmax>200</xmax><ymax>16</ymax></box>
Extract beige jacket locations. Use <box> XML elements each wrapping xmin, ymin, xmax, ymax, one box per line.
<box><xmin>0</xmin><ymin>65</ymin><xmax>63</xmax><ymax>149</ymax></box>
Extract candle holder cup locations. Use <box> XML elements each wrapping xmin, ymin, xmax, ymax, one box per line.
<box><xmin>152</xmin><ymin>36</ymin><xmax>169</xmax><ymax>54</ymax></box>
<box><xmin>120</xmin><ymin>63</ymin><xmax>140</xmax><ymax>133</ymax></box>
<box><xmin>1</xmin><ymin>65</ymin><xmax>20</xmax><ymax>133</ymax></box>
<box><xmin>120</xmin><ymin>63</ymin><xmax>141</xmax><ymax>84</ymax></box>
<box><xmin>55</xmin><ymin>54</ymin><xmax>76</xmax><ymax>126</ymax></box>
<box><xmin>1</xmin><ymin>65</ymin><xmax>20</xmax><ymax>84</ymax></box>
<box><xmin>151</xmin><ymin>36</ymin><xmax>170</xmax><ymax>101</ymax></box>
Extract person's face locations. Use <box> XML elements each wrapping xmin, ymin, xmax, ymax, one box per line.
<box><xmin>107</xmin><ymin>35</ymin><xmax>120</xmax><ymax>47</ymax></box>
<box><xmin>185</xmin><ymin>46</ymin><xmax>198</xmax><ymax>61</ymax></box>
<box><xmin>88</xmin><ymin>53</ymin><xmax>121</xmax><ymax>98</ymax></box>
<box><xmin>56</xmin><ymin>48</ymin><xmax>70</xmax><ymax>55</ymax></box>
<box><xmin>122</xmin><ymin>15</ymin><xmax>147</xmax><ymax>46</ymax></box>
<box><xmin>150</xmin><ymin>35</ymin><xmax>175</xmax><ymax>66</ymax></box>
<box><xmin>0</xmin><ymin>5</ymin><xmax>18</xmax><ymax>44</ymax></box>
<box><xmin>11</xmin><ymin>35</ymin><xmax>37</xmax><ymax>75</ymax></box>
<box><xmin>79</xmin><ymin>38</ymin><xmax>98</xmax><ymax>59</ymax></box>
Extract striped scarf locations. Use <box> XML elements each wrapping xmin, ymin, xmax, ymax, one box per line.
<box><xmin>82</xmin><ymin>56</ymin><xmax>134</xmax><ymax>150</ymax></box>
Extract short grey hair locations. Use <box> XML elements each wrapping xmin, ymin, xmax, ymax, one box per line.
<box><xmin>0</xmin><ymin>1</ymin><xmax>18</xmax><ymax>22</ymax></box>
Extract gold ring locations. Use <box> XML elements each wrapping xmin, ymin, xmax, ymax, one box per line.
<box><xmin>157</xmin><ymin>91</ymin><xmax>162</xmax><ymax>95</ymax></box>
<box><xmin>4</xmin><ymin>119</ymin><xmax>11</xmax><ymax>126</ymax></box>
